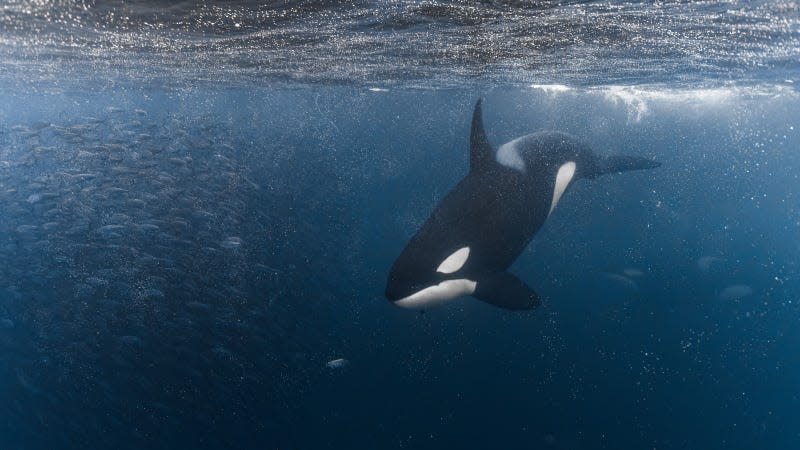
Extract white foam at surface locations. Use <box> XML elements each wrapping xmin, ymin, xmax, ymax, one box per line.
<box><xmin>530</xmin><ymin>84</ymin><xmax>573</xmax><ymax>94</ymax></box>
<box><xmin>526</xmin><ymin>83</ymin><xmax>798</xmax><ymax>123</ymax></box>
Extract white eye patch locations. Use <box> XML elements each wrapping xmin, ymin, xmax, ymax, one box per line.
<box><xmin>436</xmin><ymin>246</ymin><xmax>470</xmax><ymax>274</ymax></box>
<box><xmin>549</xmin><ymin>161</ymin><xmax>576</xmax><ymax>215</ymax></box>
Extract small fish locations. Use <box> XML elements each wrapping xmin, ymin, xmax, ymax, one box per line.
<box><xmin>697</xmin><ymin>256</ymin><xmax>725</xmax><ymax>272</ymax></box>
<box><xmin>186</xmin><ymin>301</ymin><xmax>211</xmax><ymax>311</ymax></box>
<box><xmin>325</xmin><ymin>358</ymin><xmax>349</xmax><ymax>369</ymax></box>
<box><xmin>71</xmin><ymin>173</ymin><xmax>98</xmax><ymax>180</ymax></box>
<box><xmin>602</xmin><ymin>272</ymin><xmax>639</xmax><ymax>291</ymax></box>
<box><xmin>97</xmin><ymin>225</ymin><xmax>126</xmax><ymax>234</ymax></box>
<box><xmin>718</xmin><ymin>284</ymin><xmax>754</xmax><ymax>300</ymax></box>
<box><xmin>221</xmin><ymin>237</ymin><xmax>243</xmax><ymax>249</ymax></box>
<box><xmin>622</xmin><ymin>268</ymin><xmax>644</xmax><ymax>277</ymax></box>
<box><xmin>135</xmin><ymin>223</ymin><xmax>160</xmax><ymax>232</ymax></box>
<box><xmin>139</xmin><ymin>288</ymin><xmax>165</xmax><ymax>300</ymax></box>
<box><xmin>119</xmin><ymin>335</ymin><xmax>143</xmax><ymax>346</ymax></box>
<box><xmin>85</xmin><ymin>277</ymin><xmax>108</xmax><ymax>287</ymax></box>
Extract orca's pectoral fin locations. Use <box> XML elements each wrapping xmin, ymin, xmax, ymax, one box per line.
<box><xmin>600</xmin><ymin>155</ymin><xmax>661</xmax><ymax>175</ymax></box>
<box><xmin>473</xmin><ymin>272</ymin><xmax>540</xmax><ymax>311</ymax></box>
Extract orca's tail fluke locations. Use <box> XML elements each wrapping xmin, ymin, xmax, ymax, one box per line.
<box><xmin>599</xmin><ymin>155</ymin><xmax>661</xmax><ymax>175</ymax></box>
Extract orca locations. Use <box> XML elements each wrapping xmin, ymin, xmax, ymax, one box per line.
<box><xmin>385</xmin><ymin>99</ymin><xmax>660</xmax><ymax>311</ymax></box>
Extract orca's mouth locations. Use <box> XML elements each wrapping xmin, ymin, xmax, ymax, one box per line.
<box><xmin>385</xmin><ymin>280</ymin><xmax>429</xmax><ymax>303</ymax></box>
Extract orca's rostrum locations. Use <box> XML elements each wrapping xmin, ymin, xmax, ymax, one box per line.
<box><xmin>385</xmin><ymin>99</ymin><xmax>660</xmax><ymax>311</ymax></box>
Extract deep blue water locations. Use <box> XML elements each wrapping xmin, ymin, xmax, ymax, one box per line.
<box><xmin>1</xmin><ymin>1</ymin><xmax>800</xmax><ymax>449</ymax></box>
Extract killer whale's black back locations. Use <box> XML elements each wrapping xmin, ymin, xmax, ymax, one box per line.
<box><xmin>386</xmin><ymin>99</ymin><xmax>660</xmax><ymax>311</ymax></box>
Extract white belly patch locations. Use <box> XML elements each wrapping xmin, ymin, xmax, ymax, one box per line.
<box><xmin>394</xmin><ymin>279</ymin><xmax>477</xmax><ymax>310</ymax></box>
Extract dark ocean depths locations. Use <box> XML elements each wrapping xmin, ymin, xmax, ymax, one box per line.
<box><xmin>1</xmin><ymin>1</ymin><xmax>799</xmax><ymax>449</ymax></box>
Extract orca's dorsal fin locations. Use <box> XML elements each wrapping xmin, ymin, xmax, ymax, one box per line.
<box><xmin>470</xmin><ymin>99</ymin><xmax>494</xmax><ymax>172</ymax></box>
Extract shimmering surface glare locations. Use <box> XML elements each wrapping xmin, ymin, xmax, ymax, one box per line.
<box><xmin>0</xmin><ymin>0</ymin><xmax>798</xmax><ymax>88</ymax></box>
